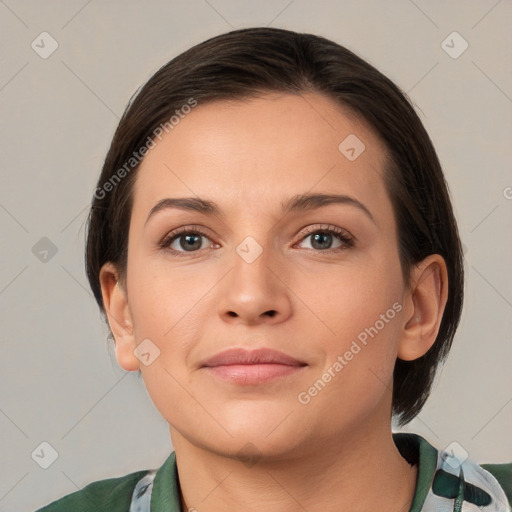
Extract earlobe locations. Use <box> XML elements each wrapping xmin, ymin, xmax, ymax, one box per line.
<box><xmin>397</xmin><ymin>254</ymin><xmax>449</xmax><ymax>361</ymax></box>
<box><xmin>99</xmin><ymin>262</ymin><xmax>140</xmax><ymax>372</ymax></box>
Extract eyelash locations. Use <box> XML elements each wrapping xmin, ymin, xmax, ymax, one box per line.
<box><xmin>159</xmin><ymin>224</ymin><xmax>355</xmax><ymax>256</ymax></box>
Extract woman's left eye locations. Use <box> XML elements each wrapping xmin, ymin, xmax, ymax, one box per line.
<box><xmin>296</xmin><ymin>227</ymin><xmax>354</xmax><ymax>252</ymax></box>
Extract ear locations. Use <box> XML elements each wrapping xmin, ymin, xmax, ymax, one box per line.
<box><xmin>99</xmin><ymin>262</ymin><xmax>140</xmax><ymax>371</ymax></box>
<box><xmin>397</xmin><ymin>254</ymin><xmax>449</xmax><ymax>361</ymax></box>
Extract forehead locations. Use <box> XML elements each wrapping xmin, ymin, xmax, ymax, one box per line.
<box><xmin>132</xmin><ymin>93</ymin><xmax>391</xmax><ymax>221</ymax></box>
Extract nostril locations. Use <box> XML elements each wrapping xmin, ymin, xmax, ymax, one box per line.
<box><xmin>225</xmin><ymin>310</ymin><xmax>277</xmax><ymax>318</ymax></box>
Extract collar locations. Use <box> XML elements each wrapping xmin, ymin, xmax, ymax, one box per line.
<box><xmin>393</xmin><ymin>432</ymin><xmax>439</xmax><ymax>511</ymax></box>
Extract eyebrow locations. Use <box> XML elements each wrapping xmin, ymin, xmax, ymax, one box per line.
<box><xmin>144</xmin><ymin>193</ymin><xmax>375</xmax><ymax>226</ymax></box>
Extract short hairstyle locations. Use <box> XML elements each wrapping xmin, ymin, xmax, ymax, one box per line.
<box><xmin>85</xmin><ymin>27</ymin><xmax>464</xmax><ymax>427</ymax></box>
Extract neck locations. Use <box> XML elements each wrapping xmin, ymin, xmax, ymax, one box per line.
<box><xmin>170</xmin><ymin>420</ymin><xmax>418</xmax><ymax>512</ymax></box>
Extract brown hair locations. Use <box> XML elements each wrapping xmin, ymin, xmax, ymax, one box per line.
<box><xmin>85</xmin><ymin>27</ymin><xmax>464</xmax><ymax>427</ymax></box>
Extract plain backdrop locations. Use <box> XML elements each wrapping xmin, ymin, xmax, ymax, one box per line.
<box><xmin>0</xmin><ymin>1</ymin><xmax>511</xmax><ymax>510</ymax></box>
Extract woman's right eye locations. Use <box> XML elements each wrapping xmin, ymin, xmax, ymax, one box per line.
<box><xmin>160</xmin><ymin>228</ymin><xmax>216</xmax><ymax>255</ymax></box>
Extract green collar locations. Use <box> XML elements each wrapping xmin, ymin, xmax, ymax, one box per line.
<box><xmin>148</xmin><ymin>432</ymin><xmax>438</xmax><ymax>511</ymax></box>
<box><xmin>393</xmin><ymin>432</ymin><xmax>439</xmax><ymax>511</ymax></box>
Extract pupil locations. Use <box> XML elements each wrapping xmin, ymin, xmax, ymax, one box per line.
<box><xmin>312</xmin><ymin>233</ymin><xmax>332</xmax><ymax>250</ymax></box>
<box><xmin>182</xmin><ymin>234</ymin><xmax>201</xmax><ymax>251</ymax></box>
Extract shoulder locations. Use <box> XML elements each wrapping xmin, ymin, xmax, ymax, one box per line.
<box><xmin>35</xmin><ymin>468</ymin><xmax>149</xmax><ymax>512</ymax></box>
<box><xmin>393</xmin><ymin>433</ymin><xmax>512</xmax><ymax>510</ymax></box>
<box><xmin>480</xmin><ymin>462</ymin><xmax>512</xmax><ymax>507</ymax></box>
<box><xmin>426</xmin><ymin>448</ymin><xmax>512</xmax><ymax>511</ymax></box>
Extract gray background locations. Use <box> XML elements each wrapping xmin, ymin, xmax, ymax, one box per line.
<box><xmin>1</xmin><ymin>1</ymin><xmax>511</xmax><ymax>510</ymax></box>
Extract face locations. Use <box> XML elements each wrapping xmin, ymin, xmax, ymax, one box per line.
<box><xmin>109</xmin><ymin>93</ymin><xmax>413</xmax><ymax>459</ymax></box>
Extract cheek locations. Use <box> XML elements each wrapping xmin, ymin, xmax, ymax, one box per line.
<box><xmin>126</xmin><ymin>255</ymin><xmax>208</xmax><ymax>338</ymax></box>
<box><xmin>294</xmin><ymin>256</ymin><xmax>402</xmax><ymax>339</ymax></box>
<box><xmin>126</xmin><ymin>262</ymin><xmax>212</xmax><ymax>426</ymax></box>
<box><xmin>295</xmin><ymin>257</ymin><xmax>403</xmax><ymax>395</ymax></box>
<box><xmin>297</xmin><ymin>300</ymin><xmax>402</xmax><ymax>433</ymax></box>
<box><xmin>126</xmin><ymin>256</ymin><xmax>226</xmax><ymax>399</ymax></box>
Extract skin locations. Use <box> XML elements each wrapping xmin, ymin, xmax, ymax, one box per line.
<box><xmin>100</xmin><ymin>92</ymin><xmax>448</xmax><ymax>512</ymax></box>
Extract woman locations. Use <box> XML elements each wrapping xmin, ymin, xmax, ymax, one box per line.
<box><xmin>36</xmin><ymin>27</ymin><xmax>511</xmax><ymax>512</ymax></box>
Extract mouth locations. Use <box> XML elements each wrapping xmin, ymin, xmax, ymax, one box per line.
<box><xmin>200</xmin><ymin>348</ymin><xmax>307</xmax><ymax>385</ymax></box>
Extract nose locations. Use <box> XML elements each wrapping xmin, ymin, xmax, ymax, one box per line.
<box><xmin>216</xmin><ymin>241</ymin><xmax>293</xmax><ymax>326</ymax></box>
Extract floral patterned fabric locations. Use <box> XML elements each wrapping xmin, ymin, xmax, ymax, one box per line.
<box><xmin>422</xmin><ymin>447</ymin><xmax>511</xmax><ymax>512</ymax></box>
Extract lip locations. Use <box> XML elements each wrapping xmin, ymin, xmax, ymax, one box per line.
<box><xmin>201</xmin><ymin>348</ymin><xmax>306</xmax><ymax>367</ymax></box>
<box><xmin>200</xmin><ymin>348</ymin><xmax>307</xmax><ymax>385</ymax></box>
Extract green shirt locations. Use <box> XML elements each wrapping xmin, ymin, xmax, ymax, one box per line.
<box><xmin>35</xmin><ymin>433</ymin><xmax>512</xmax><ymax>511</ymax></box>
